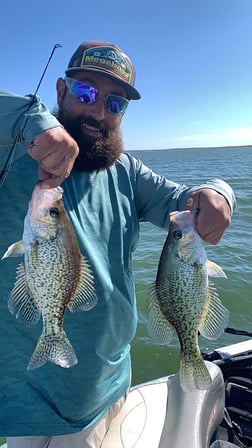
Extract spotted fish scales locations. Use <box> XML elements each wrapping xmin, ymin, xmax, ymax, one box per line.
<box><xmin>2</xmin><ymin>183</ymin><xmax>97</xmax><ymax>370</ymax></box>
<box><xmin>147</xmin><ymin>210</ymin><xmax>229</xmax><ymax>392</ymax></box>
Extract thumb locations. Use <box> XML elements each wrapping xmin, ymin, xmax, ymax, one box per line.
<box><xmin>38</xmin><ymin>166</ymin><xmax>60</xmax><ymax>189</ymax></box>
<box><xmin>184</xmin><ymin>191</ymin><xmax>200</xmax><ymax>213</ymax></box>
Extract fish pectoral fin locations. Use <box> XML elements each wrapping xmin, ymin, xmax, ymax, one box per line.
<box><xmin>1</xmin><ymin>240</ymin><xmax>25</xmax><ymax>259</ymax></box>
<box><xmin>199</xmin><ymin>281</ymin><xmax>229</xmax><ymax>340</ymax></box>
<box><xmin>8</xmin><ymin>262</ymin><xmax>41</xmax><ymax>325</ymax></box>
<box><xmin>68</xmin><ymin>257</ymin><xmax>98</xmax><ymax>313</ymax></box>
<box><xmin>147</xmin><ymin>286</ymin><xmax>174</xmax><ymax>345</ymax></box>
<box><xmin>27</xmin><ymin>331</ymin><xmax>78</xmax><ymax>370</ymax></box>
<box><xmin>207</xmin><ymin>260</ymin><xmax>227</xmax><ymax>278</ymax></box>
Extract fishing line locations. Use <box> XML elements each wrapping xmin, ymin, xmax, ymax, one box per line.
<box><xmin>0</xmin><ymin>43</ymin><xmax>62</xmax><ymax>188</ymax></box>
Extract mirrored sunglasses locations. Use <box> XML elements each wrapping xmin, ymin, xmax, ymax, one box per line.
<box><xmin>65</xmin><ymin>77</ymin><xmax>129</xmax><ymax>115</ymax></box>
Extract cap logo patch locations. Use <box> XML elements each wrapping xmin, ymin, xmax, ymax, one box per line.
<box><xmin>80</xmin><ymin>46</ymin><xmax>134</xmax><ymax>84</ymax></box>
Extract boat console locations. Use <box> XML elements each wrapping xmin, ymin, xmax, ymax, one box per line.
<box><xmin>102</xmin><ymin>361</ymin><xmax>225</xmax><ymax>448</ymax></box>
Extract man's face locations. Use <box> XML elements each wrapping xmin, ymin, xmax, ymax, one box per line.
<box><xmin>56</xmin><ymin>72</ymin><xmax>127</xmax><ymax>171</ymax></box>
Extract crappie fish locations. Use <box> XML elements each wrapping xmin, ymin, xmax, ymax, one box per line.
<box><xmin>147</xmin><ymin>210</ymin><xmax>229</xmax><ymax>392</ymax></box>
<box><xmin>2</xmin><ymin>182</ymin><xmax>97</xmax><ymax>370</ymax></box>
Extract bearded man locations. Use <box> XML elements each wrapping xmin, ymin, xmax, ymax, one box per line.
<box><xmin>0</xmin><ymin>41</ymin><xmax>235</xmax><ymax>448</ymax></box>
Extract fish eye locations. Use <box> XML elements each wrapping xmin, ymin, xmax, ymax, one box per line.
<box><xmin>173</xmin><ymin>229</ymin><xmax>182</xmax><ymax>240</ymax></box>
<box><xmin>49</xmin><ymin>207</ymin><xmax>59</xmax><ymax>218</ymax></box>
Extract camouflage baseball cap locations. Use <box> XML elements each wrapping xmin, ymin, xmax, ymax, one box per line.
<box><xmin>65</xmin><ymin>41</ymin><xmax>141</xmax><ymax>100</ymax></box>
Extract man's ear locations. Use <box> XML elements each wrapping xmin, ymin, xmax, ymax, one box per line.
<box><xmin>56</xmin><ymin>78</ymin><xmax>66</xmax><ymax>106</ymax></box>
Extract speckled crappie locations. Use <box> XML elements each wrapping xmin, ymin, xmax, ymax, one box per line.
<box><xmin>2</xmin><ymin>182</ymin><xmax>97</xmax><ymax>370</ymax></box>
<box><xmin>147</xmin><ymin>210</ymin><xmax>229</xmax><ymax>392</ymax></box>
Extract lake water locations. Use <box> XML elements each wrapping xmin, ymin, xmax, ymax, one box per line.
<box><xmin>0</xmin><ymin>146</ymin><xmax>251</xmax><ymax>445</ymax></box>
<box><xmin>129</xmin><ymin>146</ymin><xmax>252</xmax><ymax>385</ymax></box>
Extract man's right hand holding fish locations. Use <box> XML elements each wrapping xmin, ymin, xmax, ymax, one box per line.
<box><xmin>28</xmin><ymin>126</ymin><xmax>79</xmax><ymax>188</ymax></box>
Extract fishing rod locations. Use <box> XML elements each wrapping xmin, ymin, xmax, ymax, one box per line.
<box><xmin>33</xmin><ymin>43</ymin><xmax>62</xmax><ymax>98</ymax></box>
<box><xmin>0</xmin><ymin>43</ymin><xmax>62</xmax><ymax>188</ymax></box>
<box><xmin>224</xmin><ymin>327</ymin><xmax>252</xmax><ymax>338</ymax></box>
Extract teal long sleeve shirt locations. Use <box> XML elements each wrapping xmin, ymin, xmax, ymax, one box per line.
<box><xmin>0</xmin><ymin>90</ymin><xmax>236</xmax><ymax>436</ymax></box>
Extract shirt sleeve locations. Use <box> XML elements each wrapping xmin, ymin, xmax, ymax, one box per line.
<box><xmin>0</xmin><ymin>89</ymin><xmax>61</xmax><ymax>146</ymax></box>
<box><xmin>124</xmin><ymin>154</ymin><xmax>236</xmax><ymax>229</ymax></box>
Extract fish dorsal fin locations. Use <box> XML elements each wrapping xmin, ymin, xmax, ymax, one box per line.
<box><xmin>147</xmin><ymin>285</ymin><xmax>174</xmax><ymax>345</ymax></box>
<box><xmin>207</xmin><ymin>260</ymin><xmax>227</xmax><ymax>278</ymax></box>
<box><xmin>1</xmin><ymin>241</ymin><xmax>25</xmax><ymax>259</ymax></box>
<box><xmin>199</xmin><ymin>281</ymin><xmax>229</xmax><ymax>340</ymax></box>
<box><xmin>68</xmin><ymin>256</ymin><xmax>98</xmax><ymax>312</ymax></box>
<box><xmin>8</xmin><ymin>262</ymin><xmax>41</xmax><ymax>325</ymax></box>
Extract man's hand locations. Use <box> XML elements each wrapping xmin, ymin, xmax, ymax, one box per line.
<box><xmin>28</xmin><ymin>127</ymin><xmax>79</xmax><ymax>188</ymax></box>
<box><xmin>184</xmin><ymin>189</ymin><xmax>231</xmax><ymax>245</ymax></box>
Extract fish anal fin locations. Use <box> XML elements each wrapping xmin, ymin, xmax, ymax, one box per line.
<box><xmin>27</xmin><ymin>330</ymin><xmax>77</xmax><ymax>370</ymax></box>
<box><xmin>147</xmin><ymin>286</ymin><xmax>174</xmax><ymax>345</ymax></box>
<box><xmin>8</xmin><ymin>262</ymin><xmax>41</xmax><ymax>325</ymax></box>
<box><xmin>199</xmin><ymin>282</ymin><xmax>229</xmax><ymax>340</ymax></box>
<box><xmin>207</xmin><ymin>260</ymin><xmax>227</xmax><ymax>278</ymax></box>
<box><xmin>68</xmin><ymin>256</ymin><xmax>98</xmax><ymax>312</ymax></box>
<box><xmin>1</xmin><ymin>241</ymin><xmax>25</xmax><ymax>259</ymax></box>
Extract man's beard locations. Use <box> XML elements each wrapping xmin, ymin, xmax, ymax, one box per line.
<box><xmin>56</xmin><ymin>108</ymin><xmax>123</xmax><ymax>172</ymax></box>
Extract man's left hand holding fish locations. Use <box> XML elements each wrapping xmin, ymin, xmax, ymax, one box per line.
<box><xmin>184</xmin><ymin>187</ymin><xmax>234</xmax><ymax>245</ymax></box>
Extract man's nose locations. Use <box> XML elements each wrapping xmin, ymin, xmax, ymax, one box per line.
<box><xmin>87</xmin><ymin>96</ymin><xmax>106</xmax><ymax>120</ymax></box>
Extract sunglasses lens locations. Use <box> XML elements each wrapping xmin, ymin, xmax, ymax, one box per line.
<box><xmin>65</xmin><ymin>78</ymin><xmax>129</xmax><ymax>114</ymax></box>
<box><xmin>66</xmin><ymin>78</ymin><xmax>98</xmax><ymax>104</ymax></box>
<box><xmin>105</xmin><ymin>96</ymin><xmax>129</xmax><ymax>114</ymax></box>
<box><xmin>74</xmin><ymin>83</ymin><xmax>98</xmax><ymax>104</ymax></box>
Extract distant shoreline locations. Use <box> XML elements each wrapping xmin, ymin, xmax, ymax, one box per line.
<box><xmin>129</xmin><ymin>144</ymin><xmax>252</xmax><ymax>152</ymax></box>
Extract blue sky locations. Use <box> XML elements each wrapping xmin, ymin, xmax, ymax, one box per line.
<box><xmin>1</xmin><ymin>0</ymin><xmax>252</xmax><ymax>150</ymax></box>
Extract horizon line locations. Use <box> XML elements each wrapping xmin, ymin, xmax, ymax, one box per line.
<box><xmin>128</xmin><ymin>144</ymin><xmax>252</xmax><ymax>152</ymax></box>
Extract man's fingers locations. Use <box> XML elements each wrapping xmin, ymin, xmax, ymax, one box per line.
<box><xmin>28</xmin><ymin>127</ymin><xmax>79</xmax><ymax>188</ymax></box>
<box><xmin>38</xmin><ymin>167</ymin><xmax>70</xmax><ymax>189</ymax></box>
<box><xmin>184</xmin><ymin>189</ymin><xmax>231</xmax><ymax>245</ymax></box>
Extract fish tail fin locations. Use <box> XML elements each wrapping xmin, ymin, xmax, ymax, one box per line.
<box><xmin>180</xmin><ymin>351</ymin><xmax>212</xmax><ymax>392</ymax></box>
<box><xmin>27</xmin><ymin>331</ymin><xmax>78</xmax><ymax>371</ymax></box>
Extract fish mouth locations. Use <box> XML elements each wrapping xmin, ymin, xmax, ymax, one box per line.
<box><xmin>43</xmin><ymin>187</ymin><xmax>63</xmax><ymax>202</ymax></box>
<box><xmin>30</xmin><ymin>185</ymin><xmax>63</xmax><ymax>210</ymax></box>
<box><xmin>36</xmin><ymin>182</ymin><xmax>64</xmax><ymax>194</ymax></box>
